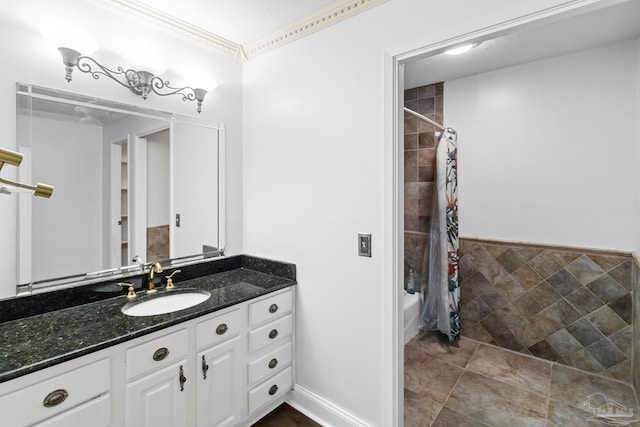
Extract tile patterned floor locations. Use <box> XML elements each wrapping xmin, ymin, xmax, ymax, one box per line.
<box><xmin>405</xmin><ymin>332</ymin><xmax>639</xmax><ymax>427</ymax></box>
<box><xmin>458</xmin><ymin>240</ymin><xmax>633</xmax><ymax>382</ymax></box>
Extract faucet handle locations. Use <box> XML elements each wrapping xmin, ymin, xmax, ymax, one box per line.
<box><xmin>165</xmin><ymin>270</ymin><xmax>182</xmax><ymax>289</ymax></box>
<box><xmin>117</xmin><ymin>282</ymin><xmax>136</xmax><ymax>299</ymax></box>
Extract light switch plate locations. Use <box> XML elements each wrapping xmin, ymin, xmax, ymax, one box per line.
<box><xmin>358</xmin><ymin>233</ymin><xmax>372</xmax><ymax>257</ymax></box>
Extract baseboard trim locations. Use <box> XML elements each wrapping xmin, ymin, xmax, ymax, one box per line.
<box><xmin>285</xmin><ymin>384</ymin><xmax>372</xmax><ymax>427</ymax></box>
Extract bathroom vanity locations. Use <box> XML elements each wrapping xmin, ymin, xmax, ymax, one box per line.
<box><xmin>0</xmin><ymin>255</ymin><xmax>296</xmax><ymax>427</ymax></box>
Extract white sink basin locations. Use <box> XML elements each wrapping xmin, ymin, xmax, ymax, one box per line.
<box><xmin>122</xmin><ymin>289</ymin><xmax>211</xmax><ymax>316</ymax></box>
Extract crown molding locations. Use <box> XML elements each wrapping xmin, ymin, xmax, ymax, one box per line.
<box><xmin>243</xmin><ymin>0</ymin><xmax>389</xmax><ymax>59</ymax></box>
<box><xmin>96</xmin><ymin>0</ymin><xmax>388</xmax><ymax>60</ymax></box>
<box><xmin>97</xmin><ymin>0</ymin><xmax>244</xmax><ymax>58</ymax></box>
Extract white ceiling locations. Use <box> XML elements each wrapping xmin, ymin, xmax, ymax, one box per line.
<box><xmin>405</xmin><ymin>0</ymin><xmax>640</xmax><ymax>89</ymax></box>
<box><xmin>133</xmin><ymin>0</ymin><xmax>338</xmax><ymax>45</ymax></box>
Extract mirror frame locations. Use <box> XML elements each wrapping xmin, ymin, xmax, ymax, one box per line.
<box><xmin>14</xmin><ymin>83</ymin><xmax>226</xmax><ymax>296</ymax></box>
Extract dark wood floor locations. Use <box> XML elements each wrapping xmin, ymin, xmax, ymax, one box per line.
<box><xmin>252</xmin><ymin>403</ymin><xmax>322</xmax><ymax>427</ymax></box>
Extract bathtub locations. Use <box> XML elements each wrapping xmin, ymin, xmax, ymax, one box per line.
<box><xmin>403</xmin><ymin>291</ymin><xmax>421</xmax><ymax>344</ymax></box>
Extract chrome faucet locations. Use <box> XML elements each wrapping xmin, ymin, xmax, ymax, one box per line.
<box><xmin>147</xmin><ymin>262</ymin><xmax>163</xmax><ymax>293</ymax></box>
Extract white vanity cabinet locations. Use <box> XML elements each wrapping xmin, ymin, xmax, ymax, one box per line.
<box><xmin>125</xmin><ymin>360</ymin><xmax>189</xmax><ymax>427</ymax></box>
<box><xmin>0</xmin><ymin>357</ymin><xmax>111</xmax><ymax>427</ymax></box>
<box><xmin>124</xmin><ymin>329</ymin><xmax>190</xmax><ymax>427</ymax></box>
<box><xmin>0</xmin><ymin>286</ymin><xmax>295</xmax><ymax>427</ymax></box>
<box><xmin>246</xmin><ymin>290</ymin><xmax>294</xmax><ymax>414</ymax></box>
<box><xmin>196</xmin><ymin>308</ymin><xmax>243</xmax><ymax>427</ymax></box>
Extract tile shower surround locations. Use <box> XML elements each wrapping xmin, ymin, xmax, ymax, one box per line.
<box><xmin>458</xmin><ymin>238</ymin><xmax>634</xmax><ymax>384</ymax></box>
<box><xmin>404</xmin><ymin>83</ymin><xmax>444</xmax><ymax>287</ymax></box>
<box><xmin>634</xmin><ymin>255</ymin><xmax>640</xmax><ymax>395</ymax></box>
<box><xmin>147</xmin><ymin>224</ymin><xmax>170</xmax><ymax>260</ymax></box>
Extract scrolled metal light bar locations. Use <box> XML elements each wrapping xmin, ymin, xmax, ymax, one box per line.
<box><xmin>58</xmin><ymin>47</ymin><xmax>208</xmax><ymax>113</ymax></box>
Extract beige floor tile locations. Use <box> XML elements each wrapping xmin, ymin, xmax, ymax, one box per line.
<box><xmin>405</xmin><ymin>355</ymin><xmax>464</xmax><ymax>404</ymax></box>
<box><xmin>466</xmin><ymin>344</ymin><xmax>552</xmax><ymax>396</ymax></box>
<box><xmin>445</xmin><ymin>371</ymin><xmax>547</xmax><ymax>427</ymax></box>
<box><xmin>410</xmin><ymin>332</ymin><xmax>480</xmax><ymax>368</ymax></box>
<box><xmin>431</xmin><ymin>406</ymin><xmax>490</xmax><ymax>427</ymax></box>
<box><xmin>404</xmin><ymin>388</ymin><xmax>442</xmax><ymax>427</ymax></box>
<box><xmin>549</xmin><ymin>363</ymin><xmax>637</xmax><ymax>411</ymax></box>
<box><xmin>404</xmin><ymin>336</ymin><xmax>640</xmax><ymax>427</ymax></box>
<box><xmin>545</xmin><ymin>399</ymin><xmax>604</xmax><ymax>427</ymax></box>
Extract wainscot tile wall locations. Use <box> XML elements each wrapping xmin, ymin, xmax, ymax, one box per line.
<box><xmin>147</xmin><ymin>224</ymin><xmax>170</xmax><ymax>260</ymax></box>
<box><xmin>633</xmin><ymin>254</ymin><xmax>640</xmax><ymax>393</ymax></box>
<box><xmin>459</xmin><ymin>238</ymin><xmax>633</xmax><ymax>384</ymax></box>
<box><xmin>404</xmin><ymin>83</ymin><xmax>444</xmax><ymax>288</ymax></box>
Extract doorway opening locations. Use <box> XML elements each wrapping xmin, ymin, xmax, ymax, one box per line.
<box><xmin>394</xmin><ymin>2</ymin><xmax>640</xmax><ymax>425</ymax></box>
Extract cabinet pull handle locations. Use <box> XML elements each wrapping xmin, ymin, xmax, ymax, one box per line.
<box><xmin>179</xmin><ymin>365</ymin><xmax>187</xmax><ymax>392</ymax></box>
<box><xmin>216</xmin><ymin>323</ymin><xmax>228</xmax><ymax>335</ymax></box>
<box><xmin>268</xmin><ymin>385</ymin><xmax>278</xmax><ymax>396</ymax></box>
<box><xmin>269</xmin><ymin>303</ymin><xmax>278</xmax><ymax>313</ymax></box>
<box><xmin>153</xmin><ymin>347</ymin><xmax>169</xmax><ymax>361</ymax></box>
<box><xmin>201</xmin><ymin>355</ymin><xmax>209</xmax><ymax>380</ymax></box>
<box><xmin>43</xmin><ymin>389</ymin><xmax>68</xmax><ymax>407</ymax></box>
<box><xmin>268</xmin><ymin>358</ymin><xmax>278</xmax><ymax>369</ymax></box>
<box><xmin>268</xmin><ymin>329</ymin><xmax>278</xmax><ymax>339</ymax></box>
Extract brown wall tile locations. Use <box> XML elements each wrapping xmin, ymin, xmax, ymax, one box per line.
<box><xmin>458</xmin><ymin>238</ymin><xmax>634</xmax><ymax>384</ymax></box>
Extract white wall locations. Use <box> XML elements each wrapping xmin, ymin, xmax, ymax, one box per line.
<box><xmin>30</xmin><ymin>117</ymin><xmax>103</xmax><ymax>280</ymax></box>
<box><xmin>635</xmin><ymin>38</ymin><xmax>640</xmax><ymax>255</ymax></box>
<box><xmin>172</xmin><ymin>122</ymin><xmax>220</xmax><ymax>257</ymax></box>
<box><xmin>242</xmin><ymin>0</ymin><xmax>588</xmax><ymax>425</ymax></box>
<box><xmin>0</xmin><ymin>0</ymin><xmax>242</xmax><ymax>299</ymax></box>
<box><xmin>445</xmin><ymin>38</ymin><xmax>639</xmax><ymax>251</ymax></box>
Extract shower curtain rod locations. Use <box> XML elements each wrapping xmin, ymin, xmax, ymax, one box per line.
<box><xmin>403</xmin><ymin>107</ymin><xmax>455</xmax><ymax>134</ymax></box>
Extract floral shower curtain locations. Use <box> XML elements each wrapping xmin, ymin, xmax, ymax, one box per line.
<box><xmin>419</xmin><ymin>129</ymin><xmax>460</xmax><ymax>342</ymax></box>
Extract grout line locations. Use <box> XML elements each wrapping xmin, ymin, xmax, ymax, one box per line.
<box><xmin>462</xmin><ymin>242</ymin><xmax>634</xmax><ymax>384</ymax></box>
<box><xmin>465</xmin><ymin>341</ymin><xmax>551</xmax><ymax>399</ymax></box>
<box><xmin>410</xmin><ymin>334</ymin><xmax>635</xmax><ymax>426</ymax></box>
<box><xmin>427</xmin><ymin>342</ymin><xmax>479</xmax><ymax>427</ymax></box>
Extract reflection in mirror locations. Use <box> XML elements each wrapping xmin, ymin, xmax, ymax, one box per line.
<box><xmin>15</xmin><ymin>84</ymin><xmax>224</xmax><ymax>294</ymax></box>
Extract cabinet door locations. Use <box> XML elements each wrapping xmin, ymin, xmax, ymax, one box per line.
<box><xmin>197</xmin><ymin>335</ymin><xmax>242</xmax><ymax>427</ymax></box>
<box><xmin>125</xmin><ymin>360</ymin><xmax>188</xmax><ymax>427</ymax></box>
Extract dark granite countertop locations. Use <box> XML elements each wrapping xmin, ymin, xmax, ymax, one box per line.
<box><xmin>0</xmin><ymin>255</ymin><xmax>296</xmax><ymax>383</ymax></box>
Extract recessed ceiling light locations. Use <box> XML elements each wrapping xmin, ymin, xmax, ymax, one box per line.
<box><xmin>444</xmin><ymin>43</ymin><xmax>477</xmax><ymax>55</ymax></box>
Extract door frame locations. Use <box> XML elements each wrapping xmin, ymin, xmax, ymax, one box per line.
<box><xmin>384</xmin><ymin>1</ymin><xmax>612</xmax><ymax>425</ymax></box>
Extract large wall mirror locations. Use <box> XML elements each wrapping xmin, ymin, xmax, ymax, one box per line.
<box><xmin>15</xmin><ymin>83</ymin><xmax>225</xmax><ymax>294</ymax></box>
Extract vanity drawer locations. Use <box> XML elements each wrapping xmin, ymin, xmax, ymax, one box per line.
<box><xmin>248</xmin><ymin>367</ymin><xmax>292</xmax><ymax>414</ymax></box>
<box><xmin>196</xmin><ymin>308</ymin><xmax>242</xmax><ymax>350</ymax></box>
<box><xmin>0</xmin><ymin>358</ymin><xmax>110</xmax><ymax>427</ymax></box>
<box><xmin>126</xmin><ymin>329</ymin><xmax>188</xmax><ymax>380</ymax></box>
<box><xmin>33</xmin><ymin>394</ymin><xmax>111</xmax><ymax>427</ymax></box>
<box><xmin>249</xmin><ymin>290</ymin><xmax>292</xmax><ymax>327</ymax></box>
<box><xmin>248</xmin><ymin>342</ymin><xmax>292</xmax><ymax>387</ymax></box>
<box><xmin>248</xmin><ymin>314</ymin><xmax>292</xmax><ymax>353</ymax></box>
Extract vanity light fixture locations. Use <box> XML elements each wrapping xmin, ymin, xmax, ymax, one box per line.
<box><xmin>0</xmin><ymin>147</ymin><xmax>54</xmax><ymax>198</ymax></box>
<box><xmin>57</xmin><ymin>47</ymin><xmax>209</xmax><ymax>113</ymax></box>
<box><xmin>444</xmin><ymin>43</ymin><xmax>478</xmax><ymax>56</ymax></box>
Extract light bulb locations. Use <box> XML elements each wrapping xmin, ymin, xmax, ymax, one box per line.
<box><xmin>444</xmin><ymin>43</ymin><xmax>476</xmax><ymax>56</ymax></box>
